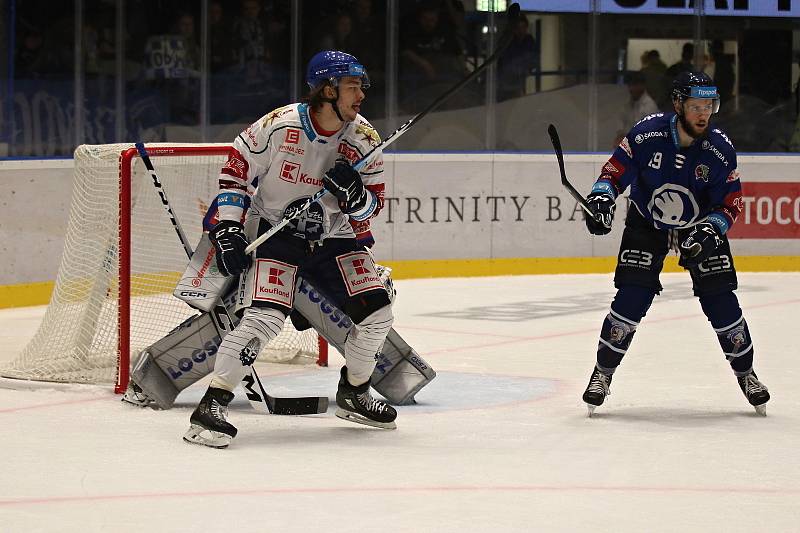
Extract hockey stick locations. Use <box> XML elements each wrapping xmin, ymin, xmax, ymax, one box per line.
<box><xmin>243</xmin><ymin>3</ymin><xmax>522</xmax><ymax>254</ymax></box>
<box><xmin>134</xmin><ymin>143</ymin><xmax>328</xmax><ymax>415</ymax></box>
<box><xmin>547</xmin><ymin>124</ymin><xmax>595</xmax><ymax>217</ymax></box>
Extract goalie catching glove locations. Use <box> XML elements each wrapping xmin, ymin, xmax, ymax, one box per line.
<box><xmin>209</xmin><ymin>220</ymin><xmax>250</xmax><ymax>276</ymax></box>
<box><xmin>584</xmin><ymin>192</ymin><xmax>615</xmax><ymax>235</ymax></box>
<box><xmin>678</xmin><ymin>221</ymin><xmax>723</xmax><ymax>268</ymax></box>
<box><xmin>323</xmin><ymin>161</ymin><xmax>369</xmax><ymax>215</ymax></box>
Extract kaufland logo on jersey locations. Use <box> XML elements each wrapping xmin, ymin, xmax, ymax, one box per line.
<box><xmin>299</xmin><ymin>173</ymin><xmax>323</xmax><ymax>187</ymax></box>
<box><xmin>280</xmin><ymin>161</ymin><xmax>300</xmax><ymax>183</ymax></box>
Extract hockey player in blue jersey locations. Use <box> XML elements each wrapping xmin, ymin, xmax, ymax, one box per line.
<box><xmin>580</xmin><ymin>71</ymin><xmax>770</xmax><ymax>416</ymax></box>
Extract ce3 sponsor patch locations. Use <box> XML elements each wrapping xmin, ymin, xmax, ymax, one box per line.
<box><xmin>698</xmin><ymin>254</ymin><xmax>732</xmax><ymax>273</ymax></box>
<box><xmin>619</xmin><ymin>249</ymin><xmax>653</xmax><ymax>267</ymax></box>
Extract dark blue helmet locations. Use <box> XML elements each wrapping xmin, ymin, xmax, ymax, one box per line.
<box><xmin>306</xmin><ymin>50</ymin><xmax>370</xmax><ymax>90</ymax></box>
<box><xmin>672</xmin><ymin>71</ymin><xmax>720</xmax><ymax>113</ymax></box>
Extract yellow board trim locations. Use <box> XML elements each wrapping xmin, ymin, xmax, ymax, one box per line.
<box><xmin>2</xmin><ymin>256</ymin><xmax>798</xmax><ymax>309</ymax></box>
<box><xmin>0</xmin><ymin>281</ymin><xmax>55</xmax><ymax>309</ymax></box>
<box><xmin>382</xmin><ymin>255</ymin><xmax>800</xmax><ymax>279</ymax></box>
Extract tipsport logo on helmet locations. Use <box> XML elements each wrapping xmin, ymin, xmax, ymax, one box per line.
<box><xmin>348</xmin><ymin>63</ymin><xmax>365</xmax><ymax>77</ymax></box>
<box><xmin>690</xmin><ymin>86</ymin><xmax>718</xmax><ymax>98</ymax></box>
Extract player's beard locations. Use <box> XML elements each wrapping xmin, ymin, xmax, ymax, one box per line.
<box><xmin>678</xmin><ymin>113</ymin><xmax>709</xmax><ymax>139</ymax></box>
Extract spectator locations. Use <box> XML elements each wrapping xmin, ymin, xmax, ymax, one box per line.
<box><xmin>209</xmin><ymin>1</ymin><xmax>236</xmax><ymax>73</ymax></box>
<box><xmin>264</xmin><ymin>7</ymin><xmax>290</xmax><ymax>68</ymax></box>
<box><xmin>497</xmin><ymin>15</ymin><xmax>538</xmax><ymax>101</ymax></box>
<box><xmin>640</xmin><ymin>49</ymin><xmax>668</xmax><ymax>109</ymax></box>
<box><xmin>350</xmin><ymin>0</ymin><xmax>384</xmax><ymax>73</ymax></box>
<box><xmin>400</xmin><ymin>2</ymin><xmax>465</xmax><ymax>101</ymax></box>
<box><xmin>142</xmin><ymin>12</ymin><xmax>200</xmax><ymax>124</ymax></box>
<box><xmin>666</xmin><ymin>42</ymin><xmax>694</xmax><ymax>80</ymax></box>
<box><xmin>709</xmin><ymin>40</ymin><xmax>735</xmax><ymax>105</ymax></box>
<box><xmin>614</xmin><ymin>70</ymin><xmax>659</xmax><ymax>146</ymax></box>
<box><xmin>319</xmin><ymin>13</ymin><xmax>358</xmax><ymax>54</ymax></box>
<box><xmin>16</xmin><ymin>29</ymin><xmax>46</xmax><ymax>78</ymax></box>
<box><xmin>234</xmin><ymin>0</ymin><xmax>266</xmax><ymax>65</ymax></box>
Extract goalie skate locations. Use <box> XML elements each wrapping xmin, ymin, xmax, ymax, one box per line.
<box><xmin>121</xmin><ymin>380</ymin><xmax>157</xmax><ymax>408</ymax></box>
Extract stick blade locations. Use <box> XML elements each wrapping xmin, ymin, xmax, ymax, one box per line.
<box><xmin>270</xmin><ymin>395</ymin><xmax>329</xmax><ymax>415</ymax></box>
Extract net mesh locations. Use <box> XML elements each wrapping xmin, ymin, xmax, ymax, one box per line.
<box><xmin>1</xmin><ymin>144</ymin><xmax>320</xmax><ymax>386</ymax></box>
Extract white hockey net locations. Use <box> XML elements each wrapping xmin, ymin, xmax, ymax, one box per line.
<box><xmin>1</xmin><ymin>144</ymin><xmax>325</xmax><ymax>392</ymax></box>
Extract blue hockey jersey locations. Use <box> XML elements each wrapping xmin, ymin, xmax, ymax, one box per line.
<box><xmin>591</xmin><ymin>112</ymin><xmax>743</xmax><ymax>234</ymax></box>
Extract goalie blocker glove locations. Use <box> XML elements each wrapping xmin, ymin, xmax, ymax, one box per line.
<box><xmin>323</xmin><ymin>161</ymin><xmax>370</xmax><ymax>216</ymax></box>
<box><xmin>584</xmin><ymin>192</ymin><xmax>616</xmax><ymax>235</ymax></box>
<box><xmin>209</xmin><ymin>220</ymin><xmax>251</xmax><ymax>276</ymax></box>
<box><xmin>678</xmin><ymin>220</ymin><xmax>723</xmax><ymax>268</ymax></box>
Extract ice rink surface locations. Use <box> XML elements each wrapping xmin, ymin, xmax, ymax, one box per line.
<box><xmin>1</xmin><ymin>272</ymin><xmax>799</xmax><ymax>532</ymax></box>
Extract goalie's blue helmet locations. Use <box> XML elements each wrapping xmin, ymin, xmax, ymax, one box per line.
<box><xmin>306</xmin><ymin>50</ymin><xmax>370</xmax><ymax>90</ymax></box>
<box><xmin>672</xmin><ymin>71</ymin><xmax>720</xmax><ymax>113</ymax></box>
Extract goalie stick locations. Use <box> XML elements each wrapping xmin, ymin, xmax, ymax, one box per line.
<box><xmin>244</xmin><ymin>3</ymin><xmax>522</xmax><ymax>254</ymax></box>
<box><xmin>134</xmin><ymin>142</ymin><xmax>328</xmax><ymax>415</ymax></box>
<box><xmin>547</xmin><ymin>123</ymin><xmax>598</xmax><ymax>220</ymax></box>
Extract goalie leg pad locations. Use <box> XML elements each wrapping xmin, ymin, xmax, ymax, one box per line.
<box><xmin>292</xmin><ymin>276</ymin><xmax>434</xmax><ymax>404</ymax></box>
<box><xmin>371</xmin><ymin>329</ymin><xmax>437</xmax><ymax>405</ymax></box>
<box><xmin>127</xmin><ymin>310</ymin><xmax>236</xmax><ymax>410</ymax></box>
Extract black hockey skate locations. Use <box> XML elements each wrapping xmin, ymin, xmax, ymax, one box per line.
<box><xmin>582</xmin><ymin>367</ymin><xmax>612</xmax><ymax>417</ymax></box>
<box><xmin>183</xmin><ymin>387</ymin><xmax>237</xmax><ymax>448</ymax></box>
<box><xmin>335</xmin><ymin>367</ymin><xmax>397</xmax><ymax>429</ymax></box>
<box><xmin>737</xmin><ymin>371</ymin><xmax>770</xmax><ymax>416</ymax></box>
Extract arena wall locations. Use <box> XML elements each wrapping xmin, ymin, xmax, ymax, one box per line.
<box><xmin>1</xmin><ymin>153</ymin><xmax>798</xmax><ymax>308</ymax></box>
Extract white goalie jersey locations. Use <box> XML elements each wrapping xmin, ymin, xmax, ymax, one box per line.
<box><xmin>215</xmin><ymin>103</ymin><xmax>385</xmax><ymax>241</ymax></box>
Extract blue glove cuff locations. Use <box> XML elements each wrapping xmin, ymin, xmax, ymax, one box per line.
<box><xmin>706</xmin><ymin>212</ymin><xmax>729</xmax><ymax>235</ymax></box>
<box><xmin>590</xmin><ymin>181</ymin><xmax>616</xmax><ymax>199</ymax></box>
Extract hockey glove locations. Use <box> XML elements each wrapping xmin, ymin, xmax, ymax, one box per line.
<box><xmin>323</xmin><ymin>161</ymin><xmax>368</xmax><ymax>214</ymax></box>
<box><xmin>584</xmin><ymin>192</ymin><xmax>616</xmax><ymax>235</ymax></box>
<box><xmin>209</xmin><ymin>220</ymin><xmax>251</xmax><ymax>276</ymax></box>
<box><xmin>678</xmin><ymin>221</ymin><xmax>723</xmax><ymax>268</ymax></box>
